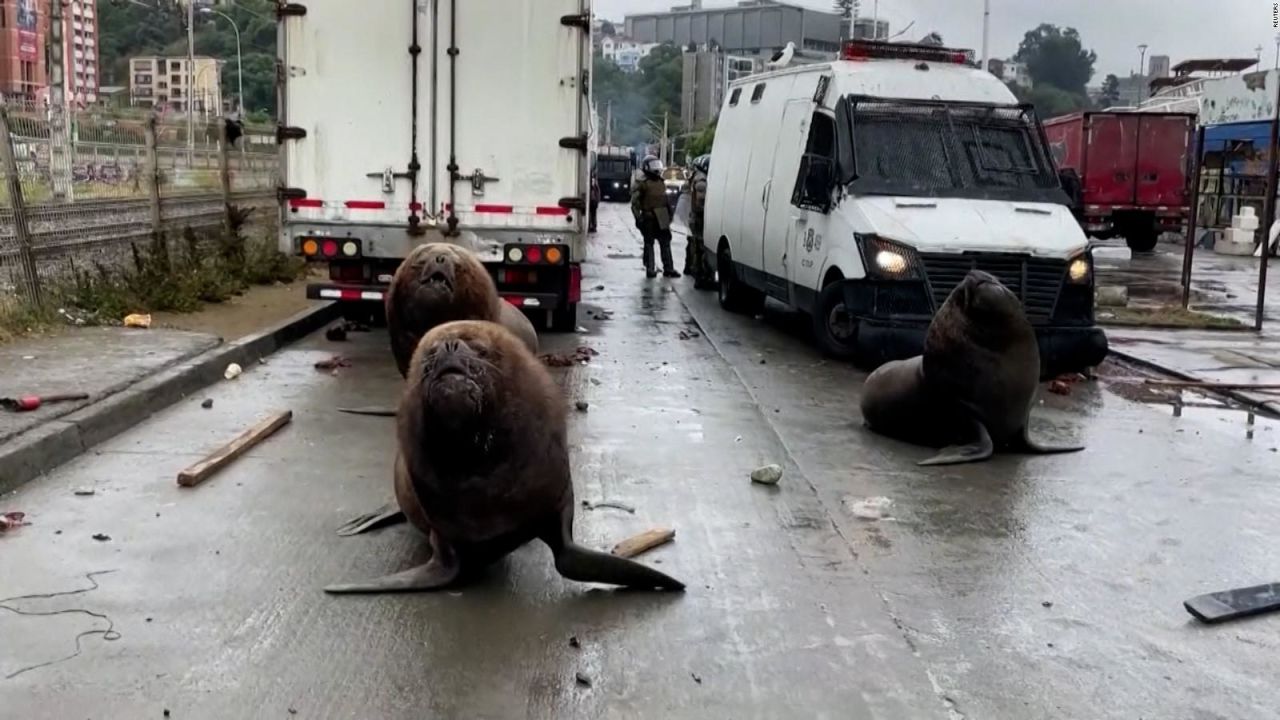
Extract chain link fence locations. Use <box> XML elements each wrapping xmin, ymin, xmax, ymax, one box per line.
<box><xmin>0</xmin><ymin>99</ymin><xmax>277</xmax><ymax>308</ymax></box>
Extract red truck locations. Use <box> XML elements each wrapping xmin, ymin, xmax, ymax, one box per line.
<box><xmin>1042</xmin><ymin>111</ymin><xmax>1196</xmax><ymax>252</ymax></box>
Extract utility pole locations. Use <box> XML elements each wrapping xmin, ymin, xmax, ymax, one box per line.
<box><xmin>48</xmin><ymin>0</ymin><xmax>72</xmax><ymax>201</ymax></box>
<box><xmin>187</xmin><ymin>0</ymin><xmax>195</xmax><ymax>165</ymax></box>
<box><xmin>980</xmin><ymin>0</ymin><xmax>990</xmax><ymax>70</ymax></box>
<box><xmin>1137</xmin><ymin>44</ymin><xmax>1149</xmax><ymax>103</ymax></box>
<box><xmin>605</xmin><ymin>100</ymin><xmax>612</xmax><ymax>146</ymax></box>
<box><xmin>1274</xmin><ymin>33</ymin><xmax>1279</xmax><ymax>70</ymax></box>
<box><xmin>662</xmin><ymin>111</ymin><xmax>669</xmax><ymax>165</ymax></box>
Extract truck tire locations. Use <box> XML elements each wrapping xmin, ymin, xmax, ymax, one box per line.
<box><xmin>811</xmin><ymin>278</ymin><xmax>859</xmax><ymax>360</ymax></box>
<box><xmin>717</xmin><ymin>245</ymin><xmax>764</xmax><ymax>314</ymax></box>
<box><xmin>1126</xmin><ymin>228</ymin><xmax>1159</xmax><ymax>253</ymax></box>
<box><xmin>551</xmin><ymin>303</ymin><xmax>578</xmax><ymax>332</ymax></box>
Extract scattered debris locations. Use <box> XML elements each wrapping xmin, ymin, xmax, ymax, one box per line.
<box><xmin>575</xmin><ymin>671</ymin><xmax>592</xmax><ymax>688</ymax></box>
<box><xmin>582</xmin><ymin>500</ymin><xmax>637</xmax><ymax>514</ymax></box>
<box><xmin>201</xmin><ymin>398</ymin><xmax>214</xmax><ymax>409</ymax></box>
<box><xmin>1</xmin><ymin>392</ymin><xmax>90</xmax><ymax>412</ymax></box>
<box><xmin>164</xmin><ymin>710</ymin><xmax>170</xmax><ymax>718</ymax></box>
<box><xmin>1094</xmin><ymin>286</ymin><xmax>1129</xmax><ymax>308</ymax></box>
<box><xmin>289</xmin><ymin>709</ymin><xmax>298</xmax><ymax>716</ymax></box>
<box><xmin>568</xmin><ymin>636</ymin><xmax>581</xmax><ymax>649</ymax></box>
<box><xmin>541</xmin><ymin>346</ymin><xmax>599</xmax><ymax>367</ymax></box>
<box><xmin>73</xmin><ymin>488</ymin><xmax>95</xmax><ymax>497</ymax></box>
<box><xmin>590</xmin><ymin>378</ymin><xmax>602</xmax><ymax>386</ymax></box>
<box><xmin>750</xmin><ymin>464</ymin><xmax>783</xmax><ymax>486</ymax></box>
<box><xmin>314</xmin><ymin>356</ymin><xmax>353</xmax><ymax>371</ymax></box>
<box><xmin>759</xmin><ymin>358</ymin><xmax>767</xmax><ymax>365</ymax></box>
<box><xmin>594</xmin><ymin>285</ymin><xmax>605</xmax><ymax>291</ymax></box>
<box><xmin>1048</xmin><ymin>379</ymin><xmax>1072</xmax><ymax>396</ymax></box>
<box><xmin>177</xmin><ymin>410</ymin><xmax>294</xmax><ymax>488</ymax></box>
<box><xmin>611</xmin><ymin>527</ymin><xmax>675</xmax><ymax>559</ymax></box>
<box><xmin>325</xmin><ymin>324</ymin><xmax>349</xmax><ymax>342</ymax></box>
<box><xmin>92</xmin><ymin>533</ymin><xmax>110</xmax><ymax>542</ymax></box>
<box><xmin>677</xmin><ymin>329</ymin><xmax>701</xmax><ymax>340</ymax></box>
<box><xmin>845</xmin><ymin>496</ymin><xmax>894</xmax><ymax>520</ymax></box>
<box><xmin>1</xmin><ymin>511</ymin><xmax>29</xmax><ymax>532</ymax></box>
<box><xmin>575</xmin><ymin>401</ymin><xmax>590</xmax><ymax>413</ymax></box>
<box><xmin>123</xmin><ymin>313</ymin><xmax>153</xmax><ymax>329</ymax></box>
<box><xmin>1042</xmin><ymin>601</ymin><xmax>1054</xmax><ymax>608</ymax></box>
<box><xmin>576</xmin><ymin>326</ymin><xmax>589</xmax><ymax>334</ymax></box>
<box><xmin>734</xmin><ymin>436</ymin><xmax>742</xmax><ymax>443</ymax></box>
<box><xmin>224</xmin><ymin>363</ymin><xmax>243</xmax><ymax>381</ymax></box>
<box><xmin>691</xmin><ymin>672</ymin><xmax>703</xmax><ymax>684</ymax></box>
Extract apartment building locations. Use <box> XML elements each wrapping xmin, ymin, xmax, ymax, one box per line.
<box><xmin>66</xmin><ymin>0</ymin><xmax>99</xmax><ymax>105</ymax></box>
<box><xmin>0</xmin><ymin>0</ymin><xmax>50</xmax><ymax>101</ymax></box>
<box><xmin>129</xmin><ymin>55</ymin><xmax>222</xmax><ymax>114</ymax></box>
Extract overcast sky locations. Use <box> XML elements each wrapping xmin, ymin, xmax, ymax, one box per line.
<box><xmin>596</xmin><ymin>0</ymin><xmax>1280</xmax><ymax>83</ymax></box>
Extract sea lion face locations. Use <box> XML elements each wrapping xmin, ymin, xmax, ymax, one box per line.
<box><xmin>418</xmin><ymin>325</ymin><xmax>502</xmax><ymax>432</ymax></box>
<box><xmin>953</xmin><ymin>270</ymin><xmax>1023</xmax><ymax>324</ymax></box>
<box><xmin>409</xmin><ymin>244</ymin><xmax>466</xmax><ymax>306</ymax></box>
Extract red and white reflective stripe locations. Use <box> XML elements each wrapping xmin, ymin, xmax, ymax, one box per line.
<box><xmin>445</xmin><ymin>203</ymin><xmax>570</xmax><ymax>216</ymax></box>
<box><xmin>289</xmin><ymin>198</ymin><xmax>323</xmax><ymax>208</ymax></box>
<box><xmin>289</xmin><ymin>198</ymin><xmax>419</xmax><ymax>212</ymax></box>
<box><xmin>501</xmin><ymin>295</ymin><xmax>542</xmax><ymax>308</ymax></box>
<box><xmin>344</xmin><ymin>200</ymin><xmax>386</xmax><ymax>210</ymax></box>
<box><xmin>319</xmin><ymin>288</ymin><xmax>384</xmax><ymax>301</ymax></box>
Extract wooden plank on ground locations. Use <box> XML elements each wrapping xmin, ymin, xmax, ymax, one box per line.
<box><xmin>611</xmin><ymin>527</ymin><xmax>675</xmax><ymax>559</ymax></box>
<box><xmin>177</xmin><ymin>410</ymin><xmax>293</xmax><ymax>487</ymax></box>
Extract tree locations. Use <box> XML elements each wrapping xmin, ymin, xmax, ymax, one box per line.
<box><xmin>1008</xmin><ymin>82</ymin><xmax>1088</xmax><ymax>118</ymax></box>
<box><xmin>1013</xmin><ymin>24</ymin><xmax>1097</xmax><ymax>95</ymax></box>
<box><xmin>832</xmin><ymin>0</ymin><xmax>853</xmax><ymax>40</ymax></box>
<box><xmin>685</xmin><ymin>118</ymin><xmax>717</xmax><ymax>158</ymax></box>
<box><xmin>600</xmin><ymin>20</ymin><xmax>617</xmax><ymax>36</ymax></box>
<box><xmin>1098</xmin><ymin>74</ymin><xmax>1121</xmax><ymax>108</ymax></box>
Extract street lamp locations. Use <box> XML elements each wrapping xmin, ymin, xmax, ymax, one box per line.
<box><xmin>199</xmin><ymin>7</ymin><xmax>242</xmax><ymax>116</ymax></box>
<box><xmin>1137</xmin><ymin>44</ymin><xmax>1149</xmax><ymax>103</ymax></box>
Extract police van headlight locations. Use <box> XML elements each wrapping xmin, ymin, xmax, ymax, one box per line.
<box><xmin>857</xmin><ymin>234</ymin><xmax>921</xmax><ymax>280</ymax></box>
<box><xmin>1067</xmin><ymin>253</ymin><xmax>1091</xmax><ymax>284</ymax></box>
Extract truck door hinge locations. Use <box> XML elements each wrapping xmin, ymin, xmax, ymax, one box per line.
<box><xmin>275</xmin><ymin>2</ymin><xmax>307</xmax><ymax>19</ymax></box>
<box><xmin>560</xmin><ymin>13</ymin><xmax>590</xmax><ymax>30</ymax></box>
<box><xmin>277</xmin><ymin>186</ymin><xmax>307</xmax><ymax>201</ymax></box>
<box><xmin>276</xmin><ymin>125</ymin><xmax>307</xmax><ymax>143</ymax></box>
<box><xmin>558</xmin><ymin>196</ymin><xmax>586</xmax><ymax>212</ymax></box>
<box><xmin>559</xmin><ymin>134</ymin><xmax>588</xmax><ymax>153</ymax></box>
<box><xmin>460</xmin><ymin>168</ymin><xmax>499</xmax><ymax>197</ymax></box>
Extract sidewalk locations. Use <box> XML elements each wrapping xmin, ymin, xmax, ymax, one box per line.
<box><xmin>0</xmin><ymin>284</ymin><xmax>338</xmax><ymax>493</ymax></box>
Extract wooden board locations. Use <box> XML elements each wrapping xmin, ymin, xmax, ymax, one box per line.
<box><xmin>177</xmin><ymin>410</ymin><xmax>292</xmax><ymax>487</ymax></box>
<box><xmin>610</xmin><ymin>527</ymin><xmax>675</xmax><ymax>559</ymax></box>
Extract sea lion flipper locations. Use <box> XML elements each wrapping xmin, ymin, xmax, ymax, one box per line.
<box><xmin>917</xmin><ymin>419</ymin><xmax>994</xmax><ymax>466</ymax></box>
<box><xmin>322</xmin><ymin>559</ymin><xmax>459</xmax><ymax>594</ymax></box>
<box><xmin>336</xmin><ymin>406</ymin><xmax>398</xmax><ymax>417</ymax></box>
<box><xmin>335</xmin><ymin>502</ymin><xmax>406</xmax><ymax>536</ymax></box>
<box><xmin>1015</xmin><ymin>430</ymin><xmax>1085</xmax><ymax>456</ymax></box>
<box><xmin>541</xmin><ymin>509</ymin><xmax>685</xmax><ymax>591</ymax></box>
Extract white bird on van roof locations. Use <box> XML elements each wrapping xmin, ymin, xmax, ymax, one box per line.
<box><xmin>767</xmin><ymin>41</ymin><xmax>795</xmax><ymax>69</ymax></box>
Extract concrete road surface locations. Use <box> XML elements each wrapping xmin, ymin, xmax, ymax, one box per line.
<box><xmin>2</xmin><ymin>203</ymin><xmax>1279</xmax><ymax>719</ymax></box>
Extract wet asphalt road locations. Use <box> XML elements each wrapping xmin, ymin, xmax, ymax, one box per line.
<box><xmin>3</xmin><ymin>204</ymin><xmax>1280</xmax><ymax>719</ymax></box>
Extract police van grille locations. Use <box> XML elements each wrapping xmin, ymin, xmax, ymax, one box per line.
<box><xmin>919</xmin><ymin>253</ymin><xmax>1066</xmax><ymax>323</ymax></box>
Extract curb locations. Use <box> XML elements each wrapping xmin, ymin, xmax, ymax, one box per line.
<box><xmin>1108</xmin><ymin>347</ymin><xmax>1280</xmax><ymax>417</ymax></box>
<box><xmin>0</xmin><ymin>301</ymin><xmax>340</xmax><ymax>496</ymax></box>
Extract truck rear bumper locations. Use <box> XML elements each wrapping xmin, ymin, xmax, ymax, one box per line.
<box><xmin>855</xmin><ymin>319</ymin><xmax>1109</xmax><ymax>380</ymax></box>
<box><xmin>307</xmin><ymin>283</ymin><xmax>387</xmax><ymax>303</ymax></box>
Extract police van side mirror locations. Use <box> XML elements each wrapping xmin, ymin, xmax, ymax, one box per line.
<box><xmin>833</xmin><ymin>96</ymin><xmax>858</xmax><ymax>186</ymax></box>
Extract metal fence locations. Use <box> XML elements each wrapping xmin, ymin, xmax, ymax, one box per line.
<box><xmin>0</xmin><ymin>100</ymin><xmax>277</xmax><ymax>306</ymax></box>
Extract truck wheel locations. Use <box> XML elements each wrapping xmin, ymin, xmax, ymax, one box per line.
<box><xmin>1126</xmin><ymin>229</ymin><xmax>1159</xmax><ymax>253</ymax></box>
<box><xmin>717</xmin><ymin>245</ymin><xmax>764</xmax><ymax>314</ymax></box>
<box><xmin>812</xmin><ymin>279</ymin><xmax>859</xmax><ymax>360</ymax></box>
<box><xmin>551</xmin><ymin>303</ymin><xmax>578</xmax><ymax>332</ymax></box>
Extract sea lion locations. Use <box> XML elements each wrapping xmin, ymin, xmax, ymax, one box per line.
<box><xmin>325</xmin><ymin>320</ymin><xmax>684</xmax><ymax>593</ymax></box>
<box><xmin>335</xmin><ymin>243</ymin><xmax>539</xmax><ymax>532</ymax></box>
<box><xmin>387</xmin><ymin>242</ymin><xmax>538</xmax><ymax>377</ymax></box>
<box><xmin>860</xmin><ymin>270</ymin><xmax>1084</xmax><ymax>466</ymax></box>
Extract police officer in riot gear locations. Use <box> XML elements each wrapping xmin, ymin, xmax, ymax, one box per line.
<box><xmin>631</xmin><ymin>155</ymin><xmax>680</xmax><ymax>278</ymax></box>
<box><xmin>684</xmin><ymin>154</ymin><xmax>712</xmax><ymax>287</ymax></box>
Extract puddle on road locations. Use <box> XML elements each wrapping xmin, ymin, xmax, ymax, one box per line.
<box><xmin>1105</xmin><ymin>376</ymin><xmax>1280</xmax><ymax>443</ymax></box>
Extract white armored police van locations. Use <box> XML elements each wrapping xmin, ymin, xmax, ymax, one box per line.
<box><xmin>702</xmin><ymin>40</ymin><xmax>1108</xmax><ymax>378</ymax></box>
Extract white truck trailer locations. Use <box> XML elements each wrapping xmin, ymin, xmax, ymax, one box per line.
<box><xmin>276</xmin><ymin>0</ymin><xmax>593</xmax><ymax>330</ymax></box>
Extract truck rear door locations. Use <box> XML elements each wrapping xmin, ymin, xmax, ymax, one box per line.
<box><xmin>279</xmin><ymin>0</ymin><xmax>424</xmax><ymax>236</ymax></box>
<box><xmin>435</xmin><ymin>0</ymin><xmax>588</xmax><ymax>261</ymax></box>
<box><xmin>1135</xmin><ymin>115</ymin><xmax>1192</xmax><ymax>208</ymax></box>
<box><xmin>1083</xmin><ymin>114</ymin><xmax>1140</xmax><ymax>205</ymax></box>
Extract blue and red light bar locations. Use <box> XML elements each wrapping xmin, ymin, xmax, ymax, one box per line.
<box><xmin>841</xmin><ymin>40</ymin><xmax>974</xmax><ymax>66</ymax></box>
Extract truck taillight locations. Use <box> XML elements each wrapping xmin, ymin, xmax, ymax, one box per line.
<box><xmin>568</xmin><ymin>264</ymin><xmax>581</xmax><ymax>304</ymax></box>
<box><xmin>299</xmin><ymin>238</ymin><xmax>361</xmax><ymax>259</ymax></box>
<box><xmin>504</xmin><ymin>243</ymin><xmax>568</xmax><ymax>265</ymax></box>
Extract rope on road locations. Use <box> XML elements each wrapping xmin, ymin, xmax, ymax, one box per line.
<box><xmin>0</xmin><ymin>569</ymin><xmax>122</xmax><ymax>679</ymax></box>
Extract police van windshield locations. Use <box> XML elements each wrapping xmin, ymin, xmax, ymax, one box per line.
<box><xmin>597</xmin><ymin>158</ymin><xmax>632</xmax><ymax>179</ymax></box>
<box><xmin>847</xmin><ymin>98</ymin><xmax>1066</xmax><ymax>204</ymax></box>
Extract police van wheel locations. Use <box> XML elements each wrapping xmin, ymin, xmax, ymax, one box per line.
<box><xmin>717</xmin><ymin>246</ymin><xmax>764</xmax><ymax>314</ymax></box>
<box><xmin>812</xmin><ymin>280</ymin><xmax>858</xmax><ymax>360</ymax></box>
<box><xmin>551</xmin><ymin>304</ymin><xmax>578</xmax><ymax>332</ymax></box>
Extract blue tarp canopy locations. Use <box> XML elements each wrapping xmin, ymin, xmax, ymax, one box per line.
<box><xmin>1203</xmin><ymin>120</ymin><xmax>1273</xmax><ymax>154</ymax></box>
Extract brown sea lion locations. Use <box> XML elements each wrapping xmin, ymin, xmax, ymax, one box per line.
<box><xmin>387</xmin><ymin>242</ymin><xmax>537</xmax><ymax>377</ymax></box>
<box><xmin>325</xmin><ymin>320</ymin><xmax>684</xmax><ymax>593</ymax></box>
<box><xmin>860</xmin><ymin>270</ymin><xmax>1084</xmax><ymax>466</ymax></box>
